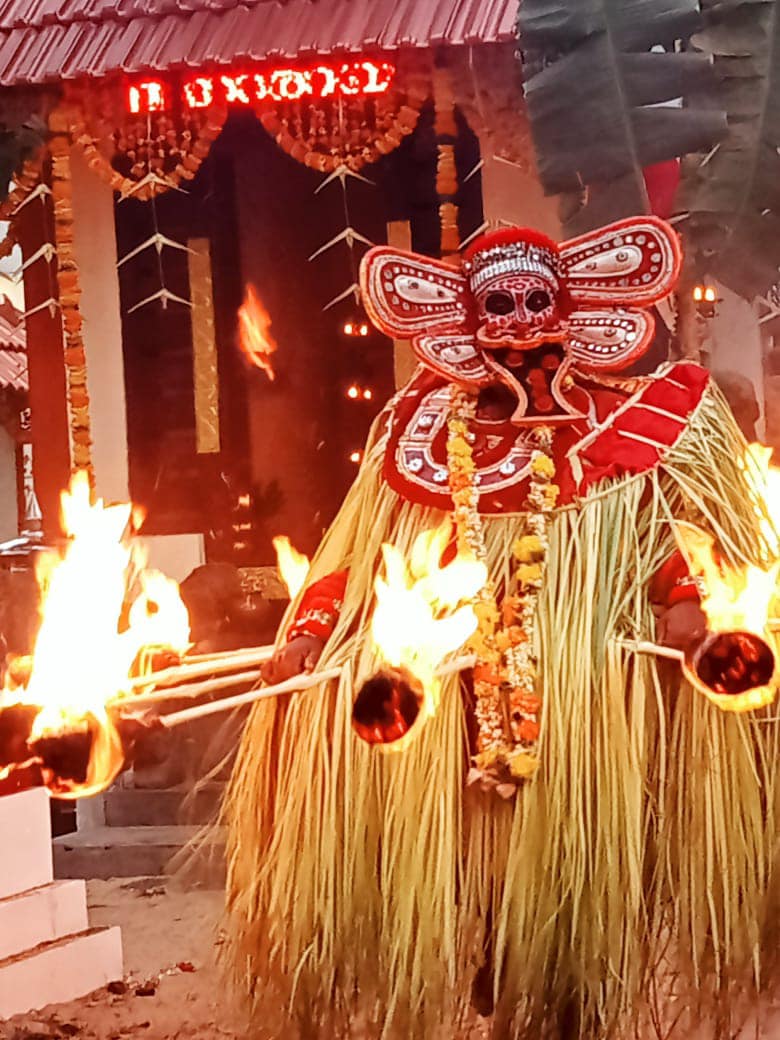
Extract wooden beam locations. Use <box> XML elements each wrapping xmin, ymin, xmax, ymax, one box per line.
<box><xmin>15</xmin><ymin>184</ymin><xmax>70</xmax><ymax>540</ymax></box>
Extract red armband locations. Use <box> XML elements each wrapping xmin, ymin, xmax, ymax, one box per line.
<box><xmin>287</xmin><ymin>570</ymin><xmax>349</xmax><ymax>643</ymax></box>
<box><xmin>650</xmin><ymin>550</ymin><xmax>703</xmax><ymax>609</ymax></box>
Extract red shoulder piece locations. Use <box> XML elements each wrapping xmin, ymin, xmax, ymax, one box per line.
<box><xmin>574</xmin><ymin>363</ymin><xmax>709</xmax><ymax>494</ymax></box>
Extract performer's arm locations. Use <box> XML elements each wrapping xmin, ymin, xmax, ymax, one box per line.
<box><xmin>262</xmin><ymin>570</ymin><xmax>349</xmax><ymax>683</ymax></box>
<box><xmin>650</xmin><ymin>550</ymin><xmax>707</xmax><ymax>651</ymax></box>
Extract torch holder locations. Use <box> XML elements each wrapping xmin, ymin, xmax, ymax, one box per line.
<box><xmin>683</xmin><ymin>629</ymin><xmax>777</xmax><ymax>712</ymax></box>
<box><xmin>352</xmin><ymin>665</ymin><xmax>424</xmax><ymax>747</ymax></box>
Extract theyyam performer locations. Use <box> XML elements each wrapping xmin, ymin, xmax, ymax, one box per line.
<box><xmin>222</xmin><ymin>216</ymin><xmax>780</xmax><ymax>1038</ymax></box>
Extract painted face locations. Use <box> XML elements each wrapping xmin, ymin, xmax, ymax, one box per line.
<box><xmin>474</xmin><ymin>272</ymin><xmax>565</xmax><ymax>350</ymax></box>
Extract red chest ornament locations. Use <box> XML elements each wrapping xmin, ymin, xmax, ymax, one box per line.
<box><xmin>359</xmin><ymin>217</ymin><xmax>701</xmax><ymax>509</ymax></box>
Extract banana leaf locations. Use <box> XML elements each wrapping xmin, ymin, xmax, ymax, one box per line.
<box><xmin>679</xmin><ymin>0</ymin><xmax>780</xmax><ymax>297</ymax></box>
<box><xmin>518</xmin><ymin>0</ymin><xmax>728</xmax><ymax>236</ymax></box>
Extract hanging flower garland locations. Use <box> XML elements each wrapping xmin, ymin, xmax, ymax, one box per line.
<box><xmin>260</xmin><ymin>58</ymin><xmax>429</xmax><ymax>173</ymax></box>
<box><xmin>447</xmin><ymin>387</ymin><xmax>559</xmax><ymax>795</ymax></box>
<box><xmin>65</xmin><ymin>85</ymin><xmax>226</xmax><ymax>201</ymax></box>
<box><xmin>0</xmin><ymin>154</ymin><xmax>43</xmax><ymax>222</ymax></box>
<box><xmin>48</xmin><ymin>105</ymin><xmax>94</xmax><ymax>481</ymax></box>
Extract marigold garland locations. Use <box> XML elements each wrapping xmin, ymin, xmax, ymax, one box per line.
<box><xmin>433</xmin><ymin>65</ymin><xmax>460</xmax><ymax>259</ymax></box>
<box><xmin>48</xmin><ymin>105</ymin><xmax>94</xmax><ymax>482</ymax></box>
<box><xmin>447</xmin><ymin>386</ymin><xmax>559</xmax><ymax>794</ymax></box>
<box><xmin>65</xmin><ymin>84</ymin><xmax>227</xmax><ymax>201</ymax></box>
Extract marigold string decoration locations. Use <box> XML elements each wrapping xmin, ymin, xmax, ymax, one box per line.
<box><xmin>447</xmin><ymin>386</ymin><xmax>559</xmax><ymax>795</ymax></box>
<box><xmin>67</xmin><ymin>83</ymin><xmax>226</xmax><ymax>202</ymax></box>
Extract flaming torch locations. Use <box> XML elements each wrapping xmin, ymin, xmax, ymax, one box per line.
<box><xmin>671</xmin><ymin>443</ymin><xmax>780</xmax><ymax>712</ymax></box>
<box><xmin>352</xmin><ymin>522</ymin><xmax>486</xmax><ymax>749</ymax></box>
<box><xmin>273</xmin><ymin>536</ymin><xmax>310</xmax><ymax>599</ymax></box>
<box><xmin>0</xmin><ymin>473</ymin><xmax>191</xmax><ymax>797</ymax></box>
<box><xmin>238</xmin><ymin>285</ymin><xmax>277</xmax><ymax>381</ymax></box>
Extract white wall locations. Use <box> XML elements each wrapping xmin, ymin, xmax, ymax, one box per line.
<box><xmin>69</xmin><ymin>147</ymin><xmax>129</xmax><ymax>504</ymax></box>
<box><xmin>708</xmin><ymin>280</ymin><xmax>765</xmax><ymax>438</ymax></box>
<box><xmin>477</xmin><ymin>133</ymin><xmax>562</xmax><ymax>239</ymax></box>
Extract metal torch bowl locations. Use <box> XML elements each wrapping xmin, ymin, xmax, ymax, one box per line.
<box><xmin>683</xmin><ymin>629</ymin><xmax>777</xmax><ymax>712</ymax></box>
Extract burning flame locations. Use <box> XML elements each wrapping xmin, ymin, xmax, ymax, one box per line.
<box><xmin>0</xmin><ymin>473</ymin><xmax>190</xmax><ymax>798</ymax></box>
<box><xmin>671</xmin><ymin>443</ymin><xmax>780</xmax><ymax>711</ymax></box>
<box><xmin>370</xmin><ymin>522</ymin><xmax>486</xmax><ymax>747</ymax></box>
<box><xmin>238</xmin><ymin>285</ymin><xmax>277</xmax><ymax>381</ymax></box>
<box><xmin>273</xmin><ymin>536</ymin><xmax>310</xmax><ymax>600</ymax></box>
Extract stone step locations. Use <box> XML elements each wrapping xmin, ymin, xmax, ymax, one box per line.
<box><xmin>0</xmin><ymin>787</ymin><xmax>53</xmax><ymax>900</ymax></box>
<box><xmin>0</xmin><ymin>926</ymin><xmax>122</xmax><ymax>1019</ymax></box>
<box><xmin>103</xmin><ymin>782</ymin><xmax>224</xmax><ymax>827</ymax></box>
<box><xmin>53</xmin><ymin>824</ymin><xmax>225</xmax><ymax>881</ymax></box>
<box><xmin>0</xmin><ymin>879</ymin><xmax>88</xmax><ymax>962</ymax></box>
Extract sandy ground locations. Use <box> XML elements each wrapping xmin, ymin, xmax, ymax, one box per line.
<box><xmin>0</xmin><ymin>878</ymin><xmax>243</xmax><ymax>1040</ymax></box>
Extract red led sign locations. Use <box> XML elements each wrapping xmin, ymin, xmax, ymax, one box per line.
<box><xmin>127</xmin><ymin>60</ymin><xmax>396</xmax><ymax>114</ymax></box>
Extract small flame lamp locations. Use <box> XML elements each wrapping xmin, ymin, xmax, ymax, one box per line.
<box><xmin>340</xmin><ymin>314</ymin><xmax>371</xmax><ymax>340</ymax></box>
<box><xmin>693</xmin><ymin>284</ymin><xmax>718</xmax><ymax>319</ymax></box>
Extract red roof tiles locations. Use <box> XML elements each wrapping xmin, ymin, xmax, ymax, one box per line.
<box><xmin>0</xmin><ymin>297</ymin><xmax>27</xmax><ymax>392</ymax></box>
<box><xmin>0</xmin><ymin>0</ymin><xmax>517</xmax><ymax>85</ymax></box>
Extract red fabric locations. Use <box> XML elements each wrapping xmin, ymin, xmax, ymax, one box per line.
<box><xmin>463</xmin><ymin>227</ymin><xmax>560</xmax><ymax>262</ymax></box>
<box><xmin>287</xmin><ymin>570</ymin><xmax>349</xmax><ymax>642</ymax></box>
<box><xmin>384</xmin><ymin>363</ymin><xmax>710</xmax><ymax>512</ymax></box>
<box><xmin>643</xmin><ymin>161</ymin><xmax>681</xmax><ymax>220</ymax></box>
<box><xmin>650</xmin><ymin>550</ymin><xmax>700</xmax><ymax>608</ymax></box>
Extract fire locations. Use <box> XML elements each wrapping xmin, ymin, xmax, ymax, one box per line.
<box><xmin>273</xmin><ymin>536</ymin><xmax>310</xmax><ymax>599</ymax></box>
<box><xmin>368</xmin><ymin>522</ymin><xmax>486</xmax><ymax>749</ymax></box>
<box><xmin>0</xmin><ymin>473</ymin><xmax>190</xmax><ymax>797</ymax></box>
<box><xmin>238</xmin><ymin>285</ymin><xmax>277</xmax><ymax>381</ymax></box>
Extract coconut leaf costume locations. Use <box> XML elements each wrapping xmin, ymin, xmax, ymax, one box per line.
<box><xmin>223</xmin><ymin>217</ymin><xmax>780</xmax><ymax>1039</ymax></box>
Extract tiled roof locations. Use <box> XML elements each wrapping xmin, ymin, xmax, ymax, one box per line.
<box><xmin>0</xmin><ymin>0</ymin><xmax>517</xmax><ymax>86</ymax></box>
<box><xmin>0</xmin><ymin>297</ymin><xmax>27</xmax><ymax>392</ymax></box>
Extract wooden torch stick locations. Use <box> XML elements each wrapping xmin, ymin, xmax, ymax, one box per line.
<box><xmin>128</xmin><ymin>645</ymin><xmax>275</xmax><ymax>691</ymax></box>
<box><xmin>619</xmin><ymin>640</ymin><xmax>685</xmax><ymax>662</ymax></box>
<box><xmin>152</xmin><ymin>653</ymin><xmax>477</xmax><ymax>730</ymax></box>
<box><xmin>157</xmin><ymin>666</ymin><xmax>345</xmax><ymax>728</ymax></box>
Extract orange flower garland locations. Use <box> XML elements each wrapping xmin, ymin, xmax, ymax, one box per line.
<box><xmin>447</xmin><ymin>387</ymin><xmax>559</xmax><ymax>793</ymax></box>
<box><xmin>48</xmin><ymin>106</ymin><xmax>94</xmax><ymax>481</ymax></box>
<box><xmin>70</xmin><ymin>105</ymin><xmax>227</xmax><ymax>201</ymax></box>
<box><xmin>433</xmin><ymin>65</ymin><xmax>460</xmax><ymax>259</ymax></box>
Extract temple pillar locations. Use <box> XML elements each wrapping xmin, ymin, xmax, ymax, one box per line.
<box><xmin>70</xmin><ymin>147</ymin><xmax>129</xmax><ymax>502</ymax></box>
<box><xmin>387</xmin><ymin>219</ymin><xmax>416</xmax><ymax>389</ymax></box>
<box><xmin>708</xmin><ymin>281</ymin><xmax>766</xmax><ymax>440</ymax></box>
<box><xmin>16</xmin><ymin>185</ymin><xmax>71</xmax><ymax>540</ymax></box>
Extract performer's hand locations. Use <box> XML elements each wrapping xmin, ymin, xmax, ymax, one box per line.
<box><xmin>655</xmin><ymin>601</ymin><xmax>708</xmax><ymax>652</ymax></box>
<box><xmin>261</xmin><ymin>635</ymin><xmax>325</xmax><ymax>684</ymax></box>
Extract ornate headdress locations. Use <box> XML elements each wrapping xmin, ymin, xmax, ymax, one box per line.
<box><xmin>360</xmin><ymin>217</ymin><xmax>682</xmax><ymax>387</ymax></box>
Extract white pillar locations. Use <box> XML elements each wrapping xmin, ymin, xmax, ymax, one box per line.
<box><xmin>70</xmin><ymin>147</ymin><xmax>129</xmax><ymax>503</ymax></box>
<box><xmin>708</xmin><ymin>280</ymin><xmax>765</xmax><ymax>439</ymax></box>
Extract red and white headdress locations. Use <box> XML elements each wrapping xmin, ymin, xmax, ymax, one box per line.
<box><xmin>360</xmin><ymin>217</ymin><xmax>682</xmax><ymax>387</ymax></box>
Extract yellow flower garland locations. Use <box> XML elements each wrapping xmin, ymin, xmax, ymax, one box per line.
<box><xmin>446</xmin><ymin>386</ymin><xmax>559</xmax><ymax>793</ymax></box>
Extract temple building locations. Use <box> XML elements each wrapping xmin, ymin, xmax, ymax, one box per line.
<box><xmin>0</xmin><ymin>0</ymin><xmax>767</xmax><ymax>582</ymax></box>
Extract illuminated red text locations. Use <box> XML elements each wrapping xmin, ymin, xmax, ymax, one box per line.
<box><xmin>127</xmin><ymin>60</ymin><xmax>395</xmax><ymax>114</ymax></box>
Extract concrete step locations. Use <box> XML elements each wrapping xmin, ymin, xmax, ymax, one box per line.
<box><xmin>0</xmin><ymin>926</ymin><xmax>122</xmax><ymax>1019</ymax></box>
<box><xmin>0</xmin><ymin>788</ymin><xmax>53</xmax><ymax>900</ymax></box>
<box><xmin>0</xmin><ymin>879</ymin><xmax>88</xmax><ymax>961</ymax></box>
<box><xmin>53</xmin><ymin>824</ymin><xmax>225</xmax><ymax>881</ymax></box>
<box><xmin>103</xmin><ymin>782</ymin><xmax>224</xmax><ymax>827</ymax></box>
